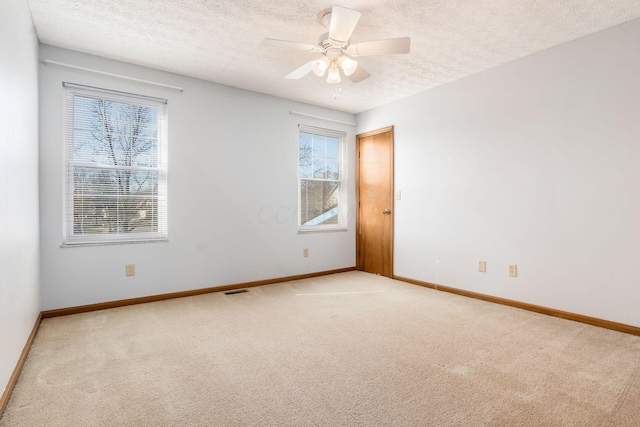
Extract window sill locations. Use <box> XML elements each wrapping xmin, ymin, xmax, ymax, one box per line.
<box><xmin>60</xmin><ymin>238</ymin><xmax>168</xmax><ymax>248</ymax></box>
<box><xmin>297</xmin><ymin>227</ymin><xmax>348</xmax><ymax>234</ymax></box>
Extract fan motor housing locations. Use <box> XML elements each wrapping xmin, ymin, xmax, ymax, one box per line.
<box><xmin>318</xmin><ymin>32</ymin><xmax>348</xmax><ymax>51</ymax></box>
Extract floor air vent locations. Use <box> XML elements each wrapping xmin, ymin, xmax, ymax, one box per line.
<box><xmin>224</xmin><ymin>289</ymin><xmax>249</xmax><ymax>295</ymax></box>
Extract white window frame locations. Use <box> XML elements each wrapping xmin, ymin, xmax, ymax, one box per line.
<box><xmin>62</xmin><ymin>83</ymin><xmax>168</xmax><ymax>246</ymax></box>
<box><xmin>298</xmin><ymin>124</ymin><xmax>347</xmax><ymax>233</ymax></box>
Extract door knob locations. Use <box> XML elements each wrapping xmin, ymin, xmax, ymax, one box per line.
<box><xmin>382</xmin><ymin>209</ymin><xmax>391</xmax><ymax>215</ymax></box>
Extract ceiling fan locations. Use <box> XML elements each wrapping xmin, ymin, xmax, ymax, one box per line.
<box><xmin>262</xmin><ymin>6</ymin><xmax>410</xmax><ymax>84</ymax></box>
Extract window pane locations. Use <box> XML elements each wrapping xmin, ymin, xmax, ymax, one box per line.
<box><xmin>326</xmin><ymin>138</ymin><xmax>339</xmax><ymax>160</ymax></box>
<box><xmin>73</xmin><ymin>96</ymin><xmax>158</xmax><ymax>167</ymax></box>
<box><xmin>312</xmin><ymin>160</ymin><xmax>325</xmax><ymax>179</ymax></box>
<box><xmin>311</xmin><ymin>135</ymin><xmax>325</xmax><ymax>179</ymax></box>
<box><xmin>72</xmin><ymin>167</ymin><xmax>159</xmax><ymax>236</ymax></box>
<box><xmin>325</xmin><ymin>158</ymin><xmax>339</xmax><ymax>180</ymax></box>
<box><xmin>300</xmin><ymin>179</ymin><xmax>340</xmax><ymax>225</ymax></box>
<box><xmin>300</xmin><ymin>132</ymin><xmax>342</xmax><ymax>179</ymax></box>
<box><xmin>299</xmin><ymin>133</ymin><xmax>313</xmax><ymax>178</ymax></box>
<box><xmin>72</xmin><ymin>194</ymin><xmax>159</xmax><ymax>235</ymax></box>
<box><xmin>304</xmin><ymin>134</ymin><xmax>340</xmax><ymax>179</ymax></box>
<box><xmin>73</xmin><ymin>96</ymin><xmax>99</xmax><ymax>130</ymax></box>
<box><xmin>299</xmin><ymin>132</ymin><xmax>312</xmax><ymax>148</ymax></box>
<box><xmin>312</xmin><ymin>134</ymin><xmax>326</xmax><ymax>158</ymax></box>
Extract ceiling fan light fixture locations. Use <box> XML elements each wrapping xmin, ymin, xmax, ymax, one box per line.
<box><xmin>263</xmin><ymin>6</ymin><xmax>410</xmax><ymax>86</ymax></box>
<box><xmin>327</xmin><ymin>65</ymin><xmax>341</xmax><ymax>84</ymax></box>
<box><xmin>311</xmin><ymin>57</ymin><xmax>330</xmax><ymax>76</ymax></box>
<box><xmin>338</xmin><ymin>56</ymin><xmax>358</xmax><ymax>76</ymax></box>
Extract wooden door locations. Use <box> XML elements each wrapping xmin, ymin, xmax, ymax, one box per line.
<box><xmin>356</xmin><ymin>126</ymin><xmax>394</xmax><ymax>277</ymax></box>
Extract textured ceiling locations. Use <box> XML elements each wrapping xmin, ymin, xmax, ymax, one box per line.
<box><xmin>27</xmin><ymin>0</ymin><xmax>640</xmax><ymax>114</ymax></box>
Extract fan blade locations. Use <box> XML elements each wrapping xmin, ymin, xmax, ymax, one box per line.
<box><xmin>347</xmin><ymin>37</ymin><xmax>410</xmax><ymax>57</ymax></box>
<box><xmin>347</xmin><ymin>65</ymin><xmax>371</xmax><ymax>83</ymax></box>
<box><xmin>262</xmin><ymin>38</ymin><xmax>322</xmax><ymax>53</ymax></box>
<box><xmin>285</xmin><ymin>61</ymin><xmax>314</xmax><ymax>79</ymax></box>
<box><xmin>328</xmin><ymin>6</ymin><xmax>361</xmax><ymax>43</ymax></box>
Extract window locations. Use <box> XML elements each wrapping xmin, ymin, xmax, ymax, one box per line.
<box><xmin>63</xmin><ymin>83</ymin><xmax>168</xmax><ymax>245</ymax></box>
<box><xmin>298</xmin><ymin>125</ymin><xmax>346</xmax><ymax>232</ymax></box>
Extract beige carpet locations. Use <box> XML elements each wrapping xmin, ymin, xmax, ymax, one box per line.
<box><xmin>2</xmin><ymin>271</ymin><xmax>639</xmax><ymax>426</ymax></box>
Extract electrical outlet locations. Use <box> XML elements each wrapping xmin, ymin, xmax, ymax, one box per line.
<box><xmin>478</xmin><ymin>260</ymin><xmax>486</xmax><ymax>272</ymax></box>
<box><xmin>125</xmin><ymin>264</ymin><xmax>135</xmax><ymax>276</ymax></box>
<box><xmin>303</xmin><ymin>248</ymin><xmax>309</xmax><ymax>258</ymax></box>
<box><xmin>508</xmin><ymin>264</ymin><xmax>517</xmax><ymax>277</ymax></box>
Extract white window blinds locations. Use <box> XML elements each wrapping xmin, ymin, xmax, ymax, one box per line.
<box><xmin>63</xmin><ymin>83</ymin><xmax>168</xmax><ymax>245</ymax></box>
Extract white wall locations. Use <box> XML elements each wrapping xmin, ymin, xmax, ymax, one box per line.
<box><xmin>0</xmin><ymin>0</ymin><xmax>41</xmax><ymax>395</ymax></box>
<box><xmin>39</xmin><ymin>45</ymin><xmax>356</xmax><ymax>310</ymax></box>
<box><xmin>358</xmin><ymin>19</ymin><xmax>640</xmax><ymax>327</ymax></box>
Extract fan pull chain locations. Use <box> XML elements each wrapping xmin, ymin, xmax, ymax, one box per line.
<box><xmin>333</xmin><ymin>86</ymin><xmax>343</xmax><ymax>101</ymax></box>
